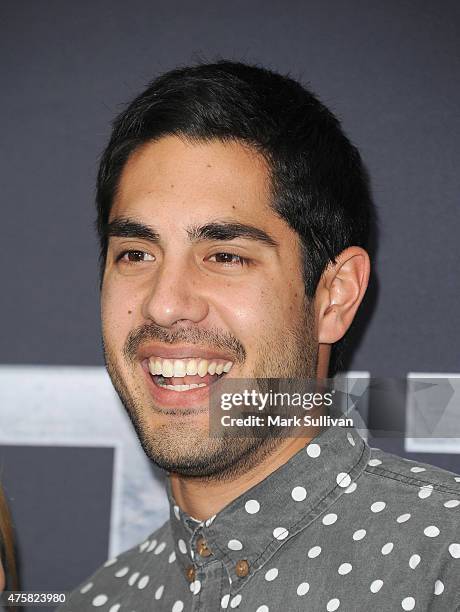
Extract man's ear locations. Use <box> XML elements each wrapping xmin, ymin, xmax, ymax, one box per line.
<box><xmin>315</xmin><ymin>246</ymin><xmax>370</xmax><ymax>344</ymax></box>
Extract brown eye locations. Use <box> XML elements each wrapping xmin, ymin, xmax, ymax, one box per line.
<box><xmin>210</xmin><ymin>253</ymin><xmax>247</xmax><ymax>265</ymax></box>
<box><xmin>118</xmin><ymin>250</ymin><xmax>155</xmax><ymax>263</ymax></box>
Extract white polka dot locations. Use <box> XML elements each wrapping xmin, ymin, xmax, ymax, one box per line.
<box><xmin>139</xmin><ymin>540</ymin><xmax>150</xmax><ymax>552</ymax></box>
<box><xmin>448</xmin><ymin>543</ymin><xmax>460</xmax><ymax>558</ymax></box>
<box><xmin>418</xmin><ymin>485</ymin><xmax>433</xmax><ymax>499</ymax></box>
<box><xmin>370</xmin><ymin>579</ymin><xmax>383</xmax><ymax>593</ymax></box>
<box><xmin>338</xmin><ymin>563</ymin><xmax>352</xmax><ymax>575</ymax></box>
<box><xmin>265</xmin><ymin>568</ymin><xmax>278</xmax><ymax>581</ymax></box>
<box><xmin>154</xmin><ymin>542</ymin><xmax>166</xmax><ymax>555</ymax></box>
<box><xmin>326</xmin><ymin>598</ymin><xmax>340</xmax><ymax>611</ymax></box>
<box><xmin>174</xmin><ymin>505</ymin><xmax>180</xmax><ymax>520</ymax></box>
<box><xmin>409</xmin><ymin>554</ymin><xmax>421</xmax><ymax>569</ymax></box>
<box><xmin>368</xmin><ymin>459</ymin><xmax>382</xmax><ymax>467</ymax></box>
<box><xmin>401</xmin><ymin>596</ymin><xmax>415</xmax><ymax>610</ymax></box>
<box><xmin>336</xmin><ymin>473</ymin><xmax>352</xmax><ymax>488</ymax></box>
<box><xmin>381</xmin><ymin>542</ymin><xmax>394</xmax><ymax>555</ymax></box>
<box><xmin>424</xmin><ymin>525</ymin><xmax>440</xmax><ymax>537</ymax></box>
<box><xmin>434</xmin><ymin>579</ymin><xmax>444</xmax><ymax>595</ymax></box>
<box><xmin>292</xmin><ymin>486</ymin><xmax>307</xmax><ymax>501</ymax></box>
<box><xmin>103</xmin><ymin>557</ymin><xmax>117</xmax><ymax>567</ymax></box>
<box><xmin>228</xmin><ymin>539</ymin><xmax>243</xmax><ymax>550</ymax></box>
<box><xmin>353</xmin><ymin>529</ymin><xmax>366</xmax><ymax>541</ymax></box>
<box><xmin>154</xmin><ymin>585</ymin><xmax>164</xmax><ymax>600</ymax></box>
<box><xmin>137</xmin><ymin>575</ymin><xmax>150</xmax><ymax>589</ymax></box>
<box><xmin>296</xmin><ymin>582</ymin><xmax>310</xmax><ymax>596</ymax></box>
<box><xmin>410</xmin><ymin>466</ymin><xmax>426</xmax><ymax>473</ymax></box>
<box><xmin>245</xmin><ymin>499</ymin><xmax>260</xmax><ymax>514</ymax></box>
<box><xmin>221</xmin><ymin>594</ymin><xmax>230</xmax><ymax>609</ymax></box>
<box><xmin>109</xmin><ymin>605</ymin><xmax>121</xmax><ymax>612</ymax></box>
<box><xmin>256</xmin><ymin>606</ymin><xmax>269</xmax><ymax>612</ymax></box>
<box><xmin>344</xmin><ymin>482</ymin><xmax>357</xmax><ymax>494</ymax></box>
<box><xmin>397</xmin><ymin>513</ymin><xmax>411</xmax><ymax>523</ymax></box>
<box><xmin>308</xmin><ymin>545</ymin><xmax>321</xmax><ymax>558</ymax></box>
<box><xmin>347</xmin><ymin>432</ymin><xmax>355</xmax><ymax>446</ymax></box>
<box><xmin>273</xmin><ymin>527</ymin><xmax>289</xmax><ymax>540</ymax></box>
<box><xmin>306</xmin><ymin>443</ymin><xmax>321</xmax><ymax>458</ymax></box>
<box><xmin>147</xmin><ymin>539</ymin><xmax>157</xmax><ymax>552</ymax></box>
<box><xmin>80</xmin><ymin>582</ymin><xmax>93</xmax><ymax>594</ymax></box>
<box><xmin>128</xmin><ymin>571</ymin><xmax>139</xmax><ymax>586</ymax></box>
<box><xmin>92</xmin><ymin>594</ymin><xmax>108</xmax><ymax>607</ymax></box>
<box><xmin>168</xmin><ymin>551</ymin><xmax>176</xmax><ymax>563</ymax></box>
<box><xmin>371</xmin><ymin>501</ymin><xmax>386</xmax><ymax>513</ymax></box>
<box><xmin>115</xmin><ymin>566</ymin><xmax>129</xmax><ymax>578</ymax></box>
<box><xmin>444</xmin><ymin>499</ymin><xmax>460</xmax><ymax>508</ymax></box>
<box><xmin>178</xmin><ymin>539</ymin><xmax>187</xmax><ymax>554</ymax></box>
<box><xmin>190</xmin><ymin>579</ymin><xmax>201</xmax><ymax>594</ymax></box>
<box><xmin>322</xmin><ymin>513</ymin><xmax>338</xmax><ymax>525</ymax></box>
<box><xmin>172</xmin><ymin>601</ymin><xmax>184</xmax><ymax>612</ymax></box>
<box><xmin>230</xmin><ymin>593</ymin><xmax>242</xmax><ymax>608</ymax></box>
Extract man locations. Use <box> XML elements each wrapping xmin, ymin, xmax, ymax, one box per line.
<box><xmin>60</xmin><ymin>60</ymin><xmax>459</xmax><ymax>611</ymax></box>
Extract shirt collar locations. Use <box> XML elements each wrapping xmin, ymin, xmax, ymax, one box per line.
<box><xmin>167</xmin><ymin>425</ymin><xmax>370</xmax><ymax>591</ymax></box>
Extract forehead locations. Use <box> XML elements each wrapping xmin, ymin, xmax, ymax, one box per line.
<box><xmin>111</xmin><ymin>135</ymin><xmax>274</xmax><ymax>224</ymax></box>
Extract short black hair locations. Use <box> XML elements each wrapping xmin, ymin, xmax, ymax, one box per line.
<box><xmin>96</xmin><ymin>59</ymin><xmax>374</xmax><ymax>376</ymax></box>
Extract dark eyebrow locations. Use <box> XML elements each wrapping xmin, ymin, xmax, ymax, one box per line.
<box><xmin>105</xmin><ymin>217</ymin><xmax>279</xmax><ymax>249</ymax></box>
<box><xmin>105</xmin><ymin>218</ymin><xmax>160</xmax><ymax>243</ymax></box>
<box><xmin>187</xmin><ymin>222</ymin><xmax>279</xmax><ymax>248</ymax></box>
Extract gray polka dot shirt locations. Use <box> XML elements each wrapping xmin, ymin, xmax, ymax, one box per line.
<box><xmin>59</xmin><ymin>426</ymin><xmax>460</xmax><ymax>611</ymax></box>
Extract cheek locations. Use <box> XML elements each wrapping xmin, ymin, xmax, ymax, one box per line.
<box><xmin>214</xmin><ymin>281</ymin><xmax>291</xmax><ymax>340</ymax></box>
<box><xmin>101</xmin><ymin>281</ymin><xmax>137</xmax><ymax>343</ymax></box>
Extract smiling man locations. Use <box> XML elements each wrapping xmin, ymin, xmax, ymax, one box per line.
<box><xmin>60</xmin><ymin>61</ymin><xmax>459</xmax><ymax>611</ymax></box>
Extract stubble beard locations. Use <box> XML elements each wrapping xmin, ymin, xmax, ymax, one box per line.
<box><xmin>103</xmin><ymin>302</ymin><xmax>318</xmax><ymax>482</ymax></box>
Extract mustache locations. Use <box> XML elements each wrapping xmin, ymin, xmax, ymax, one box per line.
<box><xmin>123</xmin><ymin>323</ymin><xmax>246</xmax><ymax>364</ymax></box>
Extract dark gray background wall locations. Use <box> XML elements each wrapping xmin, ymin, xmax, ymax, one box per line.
<box><xmin>1</xmin><ymin>0</ymin><xmax>459</xmax><ymax>598</ymax></box>
<box><xmin>1</xmin><ymin>0</ymin><xmax>459</xmax><ymax>374</ymax></box>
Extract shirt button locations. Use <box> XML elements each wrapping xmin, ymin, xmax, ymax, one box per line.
<box><xmin>235</xmin><ymin>559</ymin><xmax>250</xmax><ymax>577</ymax></box>
<box><xmin>185</xmin><ymin>565</ymin><xmax>196</xmax><ymax>582</ymax></box>
<box><xmin>196</xmin><ymin>536</ymin><xmax>212</xmax><ymax>557</ymax></box>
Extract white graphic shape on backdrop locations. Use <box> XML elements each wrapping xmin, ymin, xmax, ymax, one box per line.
<box><xmin>405</xmin><ymin>373</ymin><xmax>460</xmax><ymax>454</ymax></box>
<box><xmin>331</xmin><ymin>371</ymin><xmax>370</xmax><ymax>440</ymax></box>
<box><xmin>0</xmin><ymin>365</ymin><xmax>169</xmax><ymax>558</ymax></box>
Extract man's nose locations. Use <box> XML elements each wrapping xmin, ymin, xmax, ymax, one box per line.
<box><xmin>141</xmin><ymin>258</ymin><xmax>209</xmax><ymax>328</ymax></box>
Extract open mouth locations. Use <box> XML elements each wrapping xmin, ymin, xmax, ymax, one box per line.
<box><xmin>144</xmin><ymin>356</ymin><xmax>234</xmax><ymax>393</ymax></box>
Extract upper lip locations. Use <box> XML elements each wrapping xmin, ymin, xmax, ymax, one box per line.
<box><xmin>137</xmin><ymin>343</ymin><xmax>236</xmax><ymax>363</ymax></box>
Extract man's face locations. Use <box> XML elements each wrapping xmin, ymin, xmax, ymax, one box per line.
<box><xmin>101</xmin><ymin>135</ymin><xmax>318</xmax><ymax>478</ymax></box>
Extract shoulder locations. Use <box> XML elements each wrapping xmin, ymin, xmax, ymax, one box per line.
<box><xmin>364</xmin><ymin>446</ymin><xmax>460</xmax><ymax>500</ymax></box>
<box><xmin>57</xmin><ymin>519</ymin><xmax>174</xmax><ymax>610</ymax></box>
<box><xmin>356</xmin><ymin>446</ymin><xmax>460</xmax><ymax>542</ymax></box>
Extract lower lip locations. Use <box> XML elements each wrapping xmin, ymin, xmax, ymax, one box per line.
<box><xmin>141</xmin><ymin>360</ymin><xmax>222</xmax><ymax>410</ymax></box>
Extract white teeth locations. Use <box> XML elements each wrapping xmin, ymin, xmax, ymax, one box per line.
<box><xmin>159</xmin><ymin>382</ymin><xmax>207</xmax><ymax>391</ymax></box>
<box><xmin>162</xmin><ymin>359</ymin><xmax>174</xmax><ymax>378</ymax></box>
<box><xmin>208</xmin><ymin>362</ymin><xmax>217</xmax><ymax>375</ymax></box>
<box><xmin>186</xmin><ymin>359</ymin><xmax>198</xmax><ymax>375</ymax></box>
<box><xmin>197</xmin><ymin>359</ymin><xmax>209</xmax><ymax>377</ymax></box>
<box><xmin>148</xmin><ymin>356</ymin><xmax>234</xmax><ymax>378</ymax></box>
<box><xmin>215</xmin><ymin>363</ymin><xmax>224</xmax><ymax>375</ymax></box>
<box><xmin>173</xmin><ymin>359</ymin><xmax>186</xmax><ymax>377</ymax></box>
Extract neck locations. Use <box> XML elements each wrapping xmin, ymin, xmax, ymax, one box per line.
<box><xmin>170</xmin><ymin>423</ymin><xmax>323</xmax><ymax>521</ymax></box>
